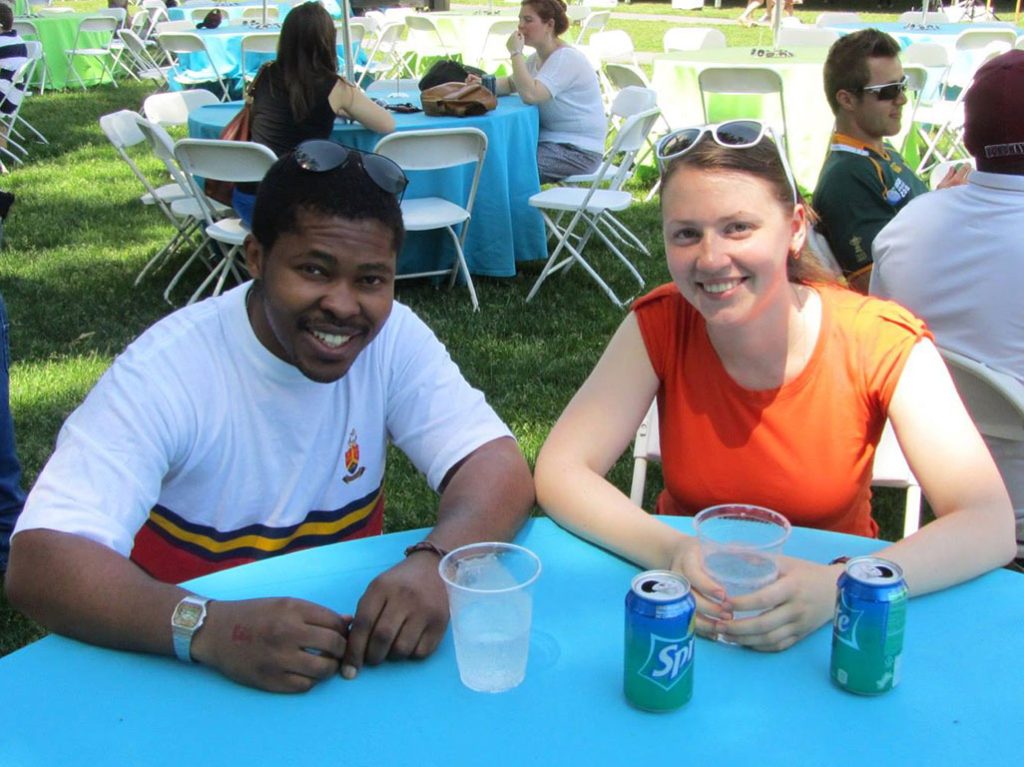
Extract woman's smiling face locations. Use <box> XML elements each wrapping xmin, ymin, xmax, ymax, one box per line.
<box><xmin>661</xmin><ymin>165</ymin><xmax>806</xmax><ymax>329</ymax></box>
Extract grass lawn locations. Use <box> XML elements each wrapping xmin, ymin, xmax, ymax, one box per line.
<box><xmin>0</xmin><ymin>0</ymin><xmax>921</xmax><ymax>657</ymax></box>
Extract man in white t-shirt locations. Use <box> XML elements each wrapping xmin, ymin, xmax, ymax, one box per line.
<box><xmin>871</xmin><ymin>51</ymin><xmax>1024</xmax><ymax>568</ymax></box>
<box><xmin>5</xmin><ymin>141</ymin><xmax>535</xmax><ymax>692</ymax></box>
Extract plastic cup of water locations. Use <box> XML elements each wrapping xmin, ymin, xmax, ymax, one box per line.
<box><xmin>438</xmin><ymin>542</ymin><xmax>541</xmax><ymax>693</ymax></box>
<box><xmin>693</xmin><ymin>504</ymin><xmax>791</xmax><ymax>630</ymax></box>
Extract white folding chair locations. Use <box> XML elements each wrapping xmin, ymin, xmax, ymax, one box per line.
<box><xmin>64</xmin><ymin>15</ymin><xmax>121</xmax><ymax>90</ymax></box>
<box><xmin>142</xmin><ymin>89</ymin><xmax>220</xmax><ymax>126</ymax></box>
<box><xmin>5</xmin><ymin>42</ymin><xmax>47</xmax><ymax>150</ymax></box>
<box><xmin>239</xmin><ymin>32</ymin><xmax>279</xmax><ymax>84</ymax></box>
<box><xmin>589</xmin><ymin>29</ymin><xmax>639</xmax><ymax>66</ymax></box>
<box><xmin>698</xmin><ymin>67</ymin><xmax>789</xmax><ymax>155</ymax></box>
<box><xmin>373</xmin><ymin>127</ymin><xmax>489</xmax><ymax>311</ymax></box>
<box><xmin>99</xmin><ymin>110</ymin><xmax>201</xmax><ymax>287</ymax></box>
<box><xmin>662</xmin><ymin>27</ymin><xmax>726</xmax><ymax>53</ymax></box>
<box><xmin>355</xmin><ymin>20</ymin><xmax>413</xmax><ymax>86</ymax></box>
<box><xmin>12</xmin><ymin>20</ymin><xmax>48</xmax><ymax>95</ymax></box>
<box><xmin>364</xmin><ymin>77</ymin><xmax>421</xmax><ymax>95</ymax></box>
<box><xmin>154</xmin><ymin>20</ymin><xmax>196</xmax><ymax>35</ymax></box>
<box><xmin>0</xmin><ymin>56</ymin><xmax>38</xmax><ymax>166</ymax></box>
<box><xmin>188</xmin><ymin>6</ymin><xmax>222</xmax><ymax>24</ymax></box>
<box><xmin>939</xmin><ymin>348</ymin><xmax>1024</xmax><ymax>442</ymax></box>
<box><xmin>241</xmin><ymin>6</ymin><xmax>280</xmax><ymax>22</ymax></box>
<box><xmin>806</xmin><ymin>226</ymin><xmax>842</xmax><ymax>278</ymax></box>
<box><xmin>158</xmin><ymin>32</ymin><xmax>231</xmax><ymax>101</ymax></box>
<box><xmin>574</xmin><ymin>10</ymin><xmax>610</xmax><ymax>45</ymax></box>
<box><xmin>403</xmin><ymin>14</ymin><xmax>452</xmax><ymax>73</ymax></box>
<box><xmin>476</xmin><ymin>18</ymin><xmax>518</xmax><ymax>71</ymax></box>
<box><xmin>948</xmin><ymin>28</ymin><xmax>1016</xmax><ymax>89</ymax></box>
<box><xmin>134</xmin><ymin>116</ymin><xmax>235</xmax><ymax>303</ymax></box>
<box><xmin>526</xmin><ymin>106</ymin><xmax>661</xmax><ymax>307</ymax></box>
<box><xmin>117</xmin><ymin>29</ymin><xmax>173</xmax><ymax>88</ymax></box>
<box><xmin>775</xmin><ymin>27</ymin><xmax>840</xmax><ymax>48</ymax></box>
<box><xmin>815</xmin><ymin>11</ymin><xmax>861</xmax><ymax>26</ymax></box>
<box><xmin>629</xmin><ymin>402</ymin><xmax>923</xmax><ymax>538</ymax></box>
<box><xmin>173</xmin><ymin>138</ymin><xmax>279</xmax><ymax>305</ymax></box>
<box><xmin>897</xmin><ymin>11</ymin><xmax>950</xmax><ymax>24</ymax></box>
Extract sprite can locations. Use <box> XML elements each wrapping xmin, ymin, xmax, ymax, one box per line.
<box><xmin>624</xmin><ymin>570</ymin><xmax>696</xmax><ymax>712</ymax></box>
<box><xmin>830</xmin><ymin>556</ymin><xmax>908</xmax><ymax>695</ymax></box>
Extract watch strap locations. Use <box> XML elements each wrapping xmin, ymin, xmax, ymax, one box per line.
<box><xmin>171</xmin><ymin>595</ymin><xmax>211</xmax><ymax>663</ymax></box>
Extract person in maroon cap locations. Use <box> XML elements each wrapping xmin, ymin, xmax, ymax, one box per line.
<box><xmin>871</xmin><ymin>49</ymin><xmax>1024</xmax><ymax>572</ymax></box>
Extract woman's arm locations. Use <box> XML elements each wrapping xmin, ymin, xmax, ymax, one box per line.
<box><xmin>718</xmin><ymin>338</ymin><xmax>1016</xmax><ymax>651</ymax></box>
<box><xmin>505</xmin><ymin>32</ymin><xmax>551</xmax><ymax>104</ymax></box>
<box><xmin>329</xmin><ymin>79</ymin><xmax>395</xmax><ymax>134</ymax></box>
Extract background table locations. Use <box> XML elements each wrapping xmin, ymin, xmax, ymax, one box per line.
<box><xmin>651</xmin><ymin>47</ymin><xmax>835</xmax><ymax>194</ymax></box>
<box><xmin>14</xmin><ymin>12</ymin><xmax>115</xmax><ymax>90</ymax></box>
<box><xmin>189</xmin><ymin>95</ymin><xmax>546</xmax><ymax>278</ymax></box>
<box><xmin>2</xmin><ymin>516</ymin><xmax>1021</xmax><ymax>765</ymax></box>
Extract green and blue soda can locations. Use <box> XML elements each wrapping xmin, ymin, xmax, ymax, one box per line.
<box><xmin>831</xmin><ymin>556</ymin><xmax>908</xmax><ymax>695</ymax></box>
<box><xmin>623</xmin><ymin>570</ymin><xmax>696</xmax><ymax>711</ymax></box>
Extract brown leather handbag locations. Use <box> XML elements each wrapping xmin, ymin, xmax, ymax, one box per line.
<box><xmin>420</xmin><ymin>82</ymin><xmax>497</xmax><ymax>118</ymax></box>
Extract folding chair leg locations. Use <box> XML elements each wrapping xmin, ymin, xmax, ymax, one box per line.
<box><xmin>444</xmin><ymin>226</ymin><xmax>479</xmax><ymax>312</ymax></box>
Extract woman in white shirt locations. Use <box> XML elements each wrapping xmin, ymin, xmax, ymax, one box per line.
<box><xmin>490</xmin><ymin>0</ymin><xmax>606</xmax><ymax>183</ymax></box>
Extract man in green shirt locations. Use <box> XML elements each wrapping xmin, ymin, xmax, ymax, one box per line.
<box><xmin>813</xmin><ymin>29</ymin><xmax>967</xmax><ymax>292</ymax></box>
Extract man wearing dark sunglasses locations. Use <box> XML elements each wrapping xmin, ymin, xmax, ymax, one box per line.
<box><xmin>813</xmin><ymin>29</ymin><xmax>968</xmax><ymax>292</ymax></box>
<box><xmin>6</xmin><ymin>142</ymin><xmax>535</xmax><ymax>694</ymax></box>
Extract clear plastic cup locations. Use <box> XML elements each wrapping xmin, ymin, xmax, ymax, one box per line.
<box><xmin>438</xmin><ymin>542</ymin><xmax>541</xmax><ymax>693</ymax></box>
<box><xmin>694</xmin><ymin>504</ymin><xmax>791</xmax><ymax>623</ymax></box>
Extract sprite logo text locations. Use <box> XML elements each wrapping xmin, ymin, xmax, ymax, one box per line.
<box><xmin>833</xmin><ymin>590</ymin><xmax>864</xmax><ymax>650</ymax></box>
<box><xmin>638</xmin><ymin>633</ymin><xmax>694</xmax><ymax>691</ymax></box>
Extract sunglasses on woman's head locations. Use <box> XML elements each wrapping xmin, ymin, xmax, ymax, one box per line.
<box><xmin>655</xmin><ymin>119</ymin><xmax>798</xmax><ymax>204</ymax></box>
<box><xmin>291</xmin><ymin>140</ymin><xmax>408</xmax><ymax>201</ymax></box>
<box><xmin>859</xmin><ymin>75</ymin><xmax>909</xmax><ymax>101</ymax></box>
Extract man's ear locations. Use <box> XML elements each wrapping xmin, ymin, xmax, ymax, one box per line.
<box><xmin>835</xmin><ymin>88</ymin><xmax>859</xmax><ymax>113</ymax></box>
<box><xmin>243</xmin><ymin>234</ymin><xmax>265</xmax><ymax>280</ymax></box>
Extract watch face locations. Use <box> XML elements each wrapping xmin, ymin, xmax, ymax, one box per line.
<box><xmin>174</xmin><ymin>602</ymin><xmax>204</xmax><ymax>630</ymax></box>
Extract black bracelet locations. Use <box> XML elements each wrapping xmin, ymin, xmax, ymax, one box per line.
<box><xmin>404</xmin><ymin>541</ymin><xmax>449</xmax><ymax>559</ymax></box>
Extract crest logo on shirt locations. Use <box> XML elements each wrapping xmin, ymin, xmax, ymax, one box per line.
<box><xmin>342</xmin><ymin>429</ymin><xmax>365</xmax><ymax>484</ymax></box>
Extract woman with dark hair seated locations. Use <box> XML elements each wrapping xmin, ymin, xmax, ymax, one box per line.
<box><xmin>233</xmin><ymin>1</ymin><xmax>394</xmax><ymax>224</ymax></box>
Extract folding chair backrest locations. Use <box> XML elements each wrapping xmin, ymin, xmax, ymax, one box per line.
<box><xmin>609</xmin><ymin>106</ymin><xmax>660</xmax><ymax>156</ymax></box>
<box><xmin>242</xmin><ymin>6</ymin><xmax>280</xmax><ymax>21</ymax></box>
<box><xmin>118</xmin><ymin>28</ymin><xmax>165</xmax><ymax>75</ymax></box>
<box><xmin>405</xmin><ymin>14</ymin><xmax>449</xmax><ymax>52</ymax></box>
<box><xmin>609</xmin><ymin>85</ymin><xmax>657</xmax><ymax>119</ymax></box>
<box><xmin>939</xmin><ymin>348</ymin><xmax>1024</xmax><ymax>441</ymax></box>
<box><xmin>775</xmin><ymin>26</ymin><xmax>840</xmax><ymax>48</ymax></box>
<box><xmin>698</xmin><ymin>66</ymin><xmax>787</xmax><ymax>142</ymax></box>
<box><xmin>174</xmin><ymin>138</ymin><xmax>278</xmax><ymax>186</ymax></box>
<box><xmin>897</xmin><ymin>11</ymin><xmax>949</xmax><ymax>24</ymax></box>
<box><xmin>189</xmin><ymin>7</ymin><xmax>221</xmax><ymax>23</ymax></box>
<box><xmin>158</xmin><ymin>32</ymin><xmax>208</xmax><ymax>56</ymax></box>
<box><xmin>154</xmin><ymin>20</ymin><xmax>196</xmax><ymax>35</ymax></box>
<box><xmin>96</xmin><ymin>7</ymin><xmax>128</xmax><ymax>27</ymax></box>
<box><xmin>134</xmin><ymin>115</ymin><xmax>194</xmax><ymax>198</ymax></box>
<box><xmin>77</xmin><ymin>15</ymin><xmax>120</xmax><ymax>40</ymax></box>
<box><xmin>575</xmin><ymin>10</ymin><xmax>610</xmax><ymax>45</ymax></box>
<box><xmin>241</xmin><ymin>31</ymin><xmax>280</xmax><ymax>78</ymax></box>
<box><xmin>336</xmin><ymin>23</ymin><xmax>364</xmax><ymax>49</ymax></box>
<box><xmin>589</xmin><ymin>29</ymin><xmax>635</xmax><ymax>64</ymax></box>
<box><xmin>480</xmin><ymin>19</ymin><xmax>518</xmax><ymax>62</ymax></box>
<box><xmin>871</xmin><ymin>420</ymin><xmax>923</xmax><ymax>538</ymax></box>
<box><xmin>605</xmin><ymin>62</ymin><xmax>649</xmax><ymax>92</ymax></box>
<box><xmin>815</xmin><ymin>11</ymin><xmax>860</xmax><ymax>26</ymax></box>
<box><xmin>11</xmin><ymin>20</ymin><xmax>39</xmax><ymax>39</ymax></box>
<box><xmin>663</xmin><ymin>27</ymin><xmax>726</xmax><ymax>53</ymax></box>
<box><xmin>955</xmin><ymin>28</ymin><xmax>1017</xmax><ymax>52</ymax></box>
<box><xmin>143</xmin><ymin>89</ymin><xmax>220</xmax><ymax>126</ymax></box>
<box><xmin>374</xmin><ymin>126</ymin><xmax>488</xmax><ymax>219</ymax></box>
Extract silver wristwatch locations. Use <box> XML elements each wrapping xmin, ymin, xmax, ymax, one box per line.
<box><xmin>171</xmin><ymin>595</ymin><xmax>211</xmax><ymax>663</ymax></box>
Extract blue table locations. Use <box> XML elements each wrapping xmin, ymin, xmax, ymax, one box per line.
<box><xmin>1</xmin><ymin>516</ymin><xmax>1021</xmax><ymax>765</ymax></box>
<box><xmin>167</xmin><ymin>1</ymin><xmax>341</xmax><ymax>22</ymax></box>
<box><xmin>189</xmin><ymin>96</ymin><xmax>546</xmax><ymax>278</ymax></box>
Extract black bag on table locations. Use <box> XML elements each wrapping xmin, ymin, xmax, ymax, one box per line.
<box><xmin>418</xmin><ymin>59</ymin><xmax>486</xmax><ymax>91</ymax></box>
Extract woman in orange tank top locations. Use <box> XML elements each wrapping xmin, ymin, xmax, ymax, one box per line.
<box><xmin>535</xmin><ymin>121</ymin><xmax>1015</xmax><ymax>651</ymax></box>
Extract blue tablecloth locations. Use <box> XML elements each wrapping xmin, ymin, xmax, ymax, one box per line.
<box><xmin>188</xmin><ymin>96</ymin><xmax>546</xmax><ymax>278</ymax></box>
<box><xmin>1</xmin><ymin>516</ymin><xmax>1021</xmax><ymax>765</ymax></box>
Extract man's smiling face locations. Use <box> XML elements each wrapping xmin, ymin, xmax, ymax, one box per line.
<box><xmin>244</xmin><ymin>208</ymin><xmax>397</xmax><ymax>383</ymax></box>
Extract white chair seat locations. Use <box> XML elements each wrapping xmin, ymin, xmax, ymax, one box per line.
<box><xmin>400</xmin><ymin>198</ymin><xmax>470</xmax><ymax>231</ymax></box>
<box><xmin>529</xmin><ymin>187</ymin><xmax>633</xmax><ymax>215</ymax></box>
<box><xmin>140</xmin><ymin>181</ymin><xmax>190</xmax><ymax>206</ymax></box>
<box><xmin>205</xmin><ymin>217</ymin><xmax>249</xmax><ymax>245</ymax></box>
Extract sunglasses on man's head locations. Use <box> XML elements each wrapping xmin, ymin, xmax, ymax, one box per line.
<box><xmin>655</xmin><ymin>119</ymin><xmax>798</xmax><ymax>204</ymax></box>
<box><xmin>291</xmin><ymin>140</ymin><xmax>408</xmax><ymax>201</ymax></box>
<box><xmin>860</xmin><ymin>75</ymin><xmax>909</xmax><ymax>101</ymax></box>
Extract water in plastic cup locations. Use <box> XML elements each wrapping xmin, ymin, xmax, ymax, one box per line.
<box><xmin>694</xmin><ymin>505</ymin><xmax>791</xmax><ymax>624</ymax></box>
<box><xmin>438</xmin><ymin>542</ymin><xmax>541</xmax><ymax>693</ymax></box>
